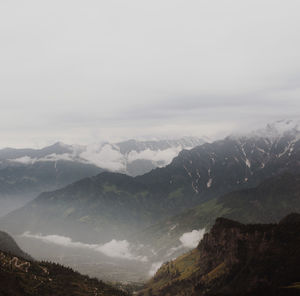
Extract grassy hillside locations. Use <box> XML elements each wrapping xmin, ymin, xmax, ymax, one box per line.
<box><xmin>0</xmin><ymin>250</ymin><xmax>129</xmax><ymax>296</ymax></box>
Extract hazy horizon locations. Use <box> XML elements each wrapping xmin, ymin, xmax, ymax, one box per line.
<box><xmin>1</xmin><ymin>0</ymin><xmax>300</xmax><ymax>148</ymax></box>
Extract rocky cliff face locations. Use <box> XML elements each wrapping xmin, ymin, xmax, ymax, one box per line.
<box><xmin>140</xmin><ymin>213</ymin><xmax>300</xmax><ymax>296</ymax></box>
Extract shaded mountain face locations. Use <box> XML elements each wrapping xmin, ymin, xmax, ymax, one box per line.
<box><xmin>0</xmin><ymin>230</ymin><xmax>32</xmax><ymax>260</ymax></box>
<box><xmin>139</xmin><ymin>213</ymin><xmax>300</xmax><ymax>296</ymax></box>
<box><xmin>0</xmin><ymin>158</ymin><xmax>104</xmax><ymax>196</ymax></box>
<box><xmin>0</xmin><ymin>159</ymin><xmax>104</xmax><ymax>217</ymax></box>
<box><xmin>0</xmin><ymin>250</ymin><xmax>128</xmax><ymax>296</ymax></box>
<box><xmin>134</xmin><ymin>173</ymin><xmax>300</xmax><ymax>261</ymax></box>
<box><xmin>1</xmin><ymin>124</ymin><xmax>299</xmax><ymax>244</ymax></box>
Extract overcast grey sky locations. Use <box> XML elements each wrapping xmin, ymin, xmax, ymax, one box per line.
<box><xmin>1</xmin><ymin>0</ymin><xmax>300</xmax><ymax>147</ymax></box>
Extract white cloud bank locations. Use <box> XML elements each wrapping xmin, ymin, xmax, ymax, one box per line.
<box><xmin>22</xmin><ymin>232</ymin><xmax>147</xmax><ymax>262</ymax></box>
<box><xmin>9</xmin><ymin>153</ymin><xmax>76</xmax><ymax>165</ymax></box>
<box><xmin>127</xmin><ymin>146</ymin><xmax>187</xmax><ymax>165</ymax></box>
<box><xmin>9</xmin><ymin>142</ymin><xmax>190</xmax><ymax>173</ymax></box>
<box><xmin>179</xmin><ymin>229</ymin><xmax>206</xmax><ymax>248</ymax></box>
<box><xmin>80</xmin><ymin>143</ymin><xmax>193</xmax><ymax>172</ymax></box>
<box><xmin>166</xmin><ymin>228</ymin><xmax>206</xmax><ymax>258</ymax></box>
<box><xmin>149</xmin><ymin>261</ymin><xmax>163</xmax><ymax>277</ymax></box>
<box><xmin>79</xmin><ymin>144</ymin><xmax>126</xmax><ymax>172</ymax></box>
<box><xmin>10</xmin><ymin>156</ymin><xmax>37</xmax><ymax>165</ymax></box>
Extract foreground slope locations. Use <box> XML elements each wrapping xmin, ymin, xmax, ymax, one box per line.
<box><xmin>0</xmin><ymin>229</ymin><xmax>128</xmax><ymax>295</ymax></box>
<box><xmin>0</xmin><ymin>250</ymin><xmax>128</xmax><ymax>296</ymax></box>
<box><xmin>140</xmin><ymin>213</ymin><xmax>300</xmax><ymax>296</ymax></box>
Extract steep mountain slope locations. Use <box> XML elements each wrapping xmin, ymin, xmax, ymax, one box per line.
<box><xmin>0</xmin><ymin>158</ymin><xmax>104</xmax><ymax>196</ymax></box>
<box><xmin>134</xmin><ymin>173</ymin><xmax>300</xmax><ymax>260</ymax></box>
<box><xmin>1</xmin><ymin>122</ymin><xmax>299</xmax><ymax>243</ymax></box>
<box><xmin>0</xmin><ymin>230</ymin><xmax>32</xmax><ymax>260</ymax></box>
<box><xmin>0</xmin><ymin>159</ymin><xmax>104</xmax><ymax>216</ymax></box>
<box><xmin>139</xmin><ymin>213</ymin><xmax>300</xmax><ymax>296</ymax></box>
<box><xmin>0</xmin><ymin>250</ymin><xmax>128</xmax><ymax>296</ymax></box>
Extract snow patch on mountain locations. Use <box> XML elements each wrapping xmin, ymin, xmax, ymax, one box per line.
<box><xmin>207</xmin><ymin>178</ymin><xmax>213</xmax><ymax>188</ymax></box>
<box><xmin>245</xmin><ymin>159</ymin><xmax>251</xmax><ymax>168</ymax></box>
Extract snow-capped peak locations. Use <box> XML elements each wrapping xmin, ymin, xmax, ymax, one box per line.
<box><xmin>262</xmin><ymin>119</ymin><xmax>300</xmax><ymax>137</ymax></box>
<box><xmin>231</xmin><ymin>119</ymin><xmax>300</xmax><ymax>141</ymax></box>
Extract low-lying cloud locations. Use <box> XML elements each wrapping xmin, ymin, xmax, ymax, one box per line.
<box><xmin>127</xmin><ymin>147</ymin><xmax>186</xmax><ymax>165</ymax></box>
<box><xmin>179</xmin><ymin>229</ymin><xmax>206</xmax><ymax>248</ymax></box>
<box><xmin>22</xmin><ymin>232</ymin><xmax>147</xmax><ymax>262</ymax></box>
<box><xmin>7</xmin><ymin>142</ymin><xmax>194</xmax><ymax>173</ymax></box>
<box><xmin>149</xmin><ymin>261</ymin><xmax>163</xmax><ymax>277</ymax></box>
<box><xmin>79</xmin><ymin>143</ymin><xmax>126</xmax><ymax>172</ymax></box>
<box><xmin>166</xmin><ymin>229</ymin><xmax>206</xmax><ymax>258</ymax></box>
<box><xmin>10</xmin><ymin>153</ymin><xmax>76</xmax><ymax>165</ymax></box>
<box><xmin>80</xmin><ymin>143</ymin><xmax>192</xmax><ymax>172</ymax></box>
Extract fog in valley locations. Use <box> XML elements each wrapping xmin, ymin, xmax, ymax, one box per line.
<box><xmin>13</xmin><ymin>226</ymin><xmax>205</xmax><ymax>282</ymax></box>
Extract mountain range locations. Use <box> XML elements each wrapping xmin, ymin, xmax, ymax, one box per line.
<box><xmin>0</xmin><ymin>120</ymin><xmax>299</xmax><ymax>291</ymax></box>
<box><xmin>1</xmin><ymin>137</ymin><xmax>204</xmax><ymax>176</ymax></box>
<box><xmin>1</xmin><ymin>121</ymin><xmax>299</xmax><ymax>246</ymax></box>
<box><xmin>0</xmin><ymin>137</ymin><xmax>203</xmax><ymax>216</ymax></box>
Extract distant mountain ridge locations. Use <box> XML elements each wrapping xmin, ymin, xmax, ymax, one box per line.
<box><xmin>1</xmin><ymin>137</ymin><xmax>205</xmax><ymax>176</ymax></box>
<box><xmin>0</xmin><ymin>159</ymin><xmax>104</xmax><ymax>216</ymax></box>
<box><xmin>0</xmin><ymin>137</ymin><xmax>205</xmax><ymax>216</ymax></box>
